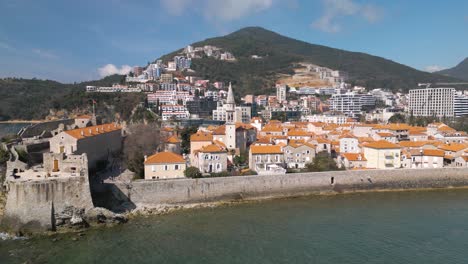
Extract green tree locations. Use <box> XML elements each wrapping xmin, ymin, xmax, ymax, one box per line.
<box><xmin>184</xmin><ymin>166</ymin><xmax>202</xmax><ymax>178</ymax></box>
<box><xmin>180</xmin><ymin>126</ymin><xmax>198</xmax><ymax>154</ymax></box>
<box><xmin>388</xmin><ymin>113</ymin><xmax>406</xmax><ymax>123</ymax></box>
<box><xmin>305</xmin><ymin>151</ymin><xmax>342</xmax><ymax>172</ymax></box>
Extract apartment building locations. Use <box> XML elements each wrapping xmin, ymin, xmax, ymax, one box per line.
<box><xmin>408</xmin><ymin>88</ymin><xmax>455</xmax><ymax>117</ymax></box>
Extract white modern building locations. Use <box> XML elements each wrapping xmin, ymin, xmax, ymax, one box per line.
<box><xmin>330</xmin><ymin>93</ymin><xmax>362</xmax><ymax>117</ymax></box>
<box><xmin>408</xmin><ymin>88</ymin><xmax>455</xmax><ymax>117</ymax></box>
<box><xmin>454</xmin><ymin>92</ymin><xmax>468</xmax><ymax>117</ymax></box>
<box><xmin>276</xmin><ymin>84</ymin><xmax>287</xmax><ymax>103</ymax></box>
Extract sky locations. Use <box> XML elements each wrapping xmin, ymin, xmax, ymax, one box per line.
<box><xmin>0</xmin><ymin>0</ymin><xmax>467</xmax><ymax>83</ymax></box>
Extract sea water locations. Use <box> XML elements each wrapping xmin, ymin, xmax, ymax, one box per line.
<box><xmin>1</xmin><ymin>189</ymin><xmax>468</xmax><ymax>263</ymax></box>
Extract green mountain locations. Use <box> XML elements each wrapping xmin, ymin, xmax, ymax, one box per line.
<box><xmin>160</xmin><ymin>27</ymin><xmax>459</xmax><ymax>95</ymax></box>
<box><xmin>0</xmin><ymin>75</ymin><xmax>140</xmax><ymax>121</ymax></box>
<box><xmin>437</xmin><ymin>58</ymin><xmax>468</xmax><ymax>81</ymax></box>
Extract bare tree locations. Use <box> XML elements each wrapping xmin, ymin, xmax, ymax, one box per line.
<box><xmin>123</xmin><ymin>123</ymin><xmax>163</xmax><ymax>178</ymax></box>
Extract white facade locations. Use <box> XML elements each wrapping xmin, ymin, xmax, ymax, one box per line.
<box><xmin>330</xmin><ymin>93</ymin><xmax>362</xmax><ymax>117</ymax></box>
<box><xmin>408</xmin><ymin>88</ymin><xmax>455</xmax><ymax>117</ymax></box>
<box><xmin>454</xmin><ymin>93</ymin><xmax>468</xmax><ymax>117</ymax></box>
<box><xmin>276</xmin><ymin>85</ymin><xmax>287</xmax><ymax>102</ymax></box>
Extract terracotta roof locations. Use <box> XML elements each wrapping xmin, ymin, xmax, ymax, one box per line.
<box><xmin>161</xmin><ymin>127</ymin><xmax>174</xmax><ymax>132</ymax></box>
<box><xmin>438</xmin><ymin>143</ymin><xmax>468</xmax><ymax>152</ymax></box>
<box><xmin>261</xmin><ymin>125</ymin><xmax>283</xmax><ymax>133</ymax></box>
<box><xmin>255</xmin><ymin>137</ymin><xmax>272</xmax><ymax>144</ymax></box>
<box><xmin>438</xmin><ymin>125</ymin><xmax>456</xmax><ymax>132</ymax></box>
<box><xmin>398</xmin><ymin>141</ymin><xmax>436</xmax><ymax>148</ymax></box>
<box><xmin>339</xmin><ymin>133</ymin><xmax>357</xmax><ymax>139</ymax></box>
<box><xmin>357</xmin><ymin>137</ymin><xmax>374</xmax><ymax>143</ymax></box>
<box><xmin>288</xmin><ymin>130</ymin><xmax>311</xmax><ymax>137</ymax></box>
<box><xmin>190</xmin><ymin>132</ymin><xmax>213</xmax><ymax>142</ymax></box>
<box><xmin>213</xmin><ymin>140</ymin><xmax>226</xmax><ymax>148</ymax></box>
<box><xmin>342</xmin><ymin>153</ymin><xmax>367</xmax><ymax>161</ymax></box>
<box><xmin>363</xmin><ymin>140</ymin><xmax>401</xmax><ymax>149</ymax></box>
<box><xmin>145</xmin><ymin>152</ymin><xmax>185</xmax><ymax>164</ymax></box>
<box><xmin>409</xmin><ymin>149</ymin><xmax>444</xmax><ymax>157</ymax></box>
<box><xmin>65</xmin><ymin>123</ymin><xmax>121</xmax><ymax>140</ymax></box>
<box><xmin>250</xmin><ymin>145</ymin><xmax>283</xmax><ymax>154</ymax></box>
<box><xmin>444</xmin><ymin>155</ymin><xmax>455</xmax><ymax>160</ymax></box>
<box><xmin>212</xmin><ymin>125</ymin><xmax>226</xmax><ymax>135</ymax></box>
<box><xmin>423</xmin><ymin>149</ymin><xmax>445</xmax><ymax>157</ymax></box>
<box><xmin>166</xmin><ymin>135</ymin><xmax>180</xmax><ymax>144</ymax></box>
<box><xmin>75</xmin><ymin>115</ymin><xmax>92</xmax><ymax>119</ymax></box>
<box><xmin>199</xmin><ymin>144</ymin><xmax>226</xmax><ymax>153</ymax></box>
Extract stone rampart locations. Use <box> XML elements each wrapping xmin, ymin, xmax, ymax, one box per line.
<box><xmin>113</xmin><ymin>168</ymin><xmax>468</xmax><ymax>207</ymax></box>
<box><xmin>1</xmin><ymin>176</ymin><xmax>94</xmax><ymax>233</ymax></box>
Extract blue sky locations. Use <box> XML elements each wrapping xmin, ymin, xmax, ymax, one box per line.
<box><xmin>0</xmin><ymin>0</ymin><xmax>467</xmax><ymax>83</ymax></box>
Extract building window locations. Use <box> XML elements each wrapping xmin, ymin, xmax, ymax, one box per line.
<box><xmin>152</xmin><ymin>165</ymin><xmax>156</xmax><ymax>172</ymax></box>
<box><xmin>165</xmin><ymin>165</ymin><xmax>168</xmax><ymax>171</ymax></box>
<box><xmin>175</xmin><ymin>164</ymin><xmax>179</xmax><ymax>170</ymax></box>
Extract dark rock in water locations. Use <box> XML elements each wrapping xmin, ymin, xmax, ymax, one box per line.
<box><xmin>85</xmin><ymin>207</ymin><xmax>128</xmax><ymax>225</ymax></box>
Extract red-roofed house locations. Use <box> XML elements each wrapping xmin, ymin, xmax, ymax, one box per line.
<box><xmin>49</xmin><ymin>123</ymin><xmax>122</xmax><ymax>169</ymax></box>
<box><xmin>144</xmin><ymin>152</ymin><xmax>186</xmax><ymax>180</ymax></box>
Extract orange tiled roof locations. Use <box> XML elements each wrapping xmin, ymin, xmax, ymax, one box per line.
<box><xmin>166</xmin><ymin>135</ymin><xmax>180</xmax><ymax>144</ymax></box>
<box><xmin>363</xmin><ymin>140</ymin><xmax>401</xmax><ymax>149</ymax></box>
<box><xmin>145</xmin><ymin>152</ymin><xmax>185</xmax><ymax>164</ymax></box>
<box><xmin>357</xmin><ymin>137</ymin><xmax>374</xmax><ymax>143</ymax></box>
<box><xmin>398</xmin><ymin>141</ymin><xmax>436</xmax><ymax>148</ymax></box>
<box><xmin>199</xmin><ymin>144</ymin><xmax>226</xmax><ymax>153</ymax></box>
<box><xmin>438</xmin><ymin>143</ymin><xmax>468</xmax><ymax>152</ymax></box>
<box><xmin>288</xmin><ymin>130</ymin><xmax>311</xmax><ymax>137</ymax></box>
<box><xmin>65</xmin><ymin>123</ymin><xmax>121</xmax><ymax>140</ymax></box>
<box><xmin>212</xmin><ymin>125</ymin><xmax>226</xmax><ymax>135</ymax></box>
<box><xmin>250</xmin><ymin>145</ymin><xmax>283</xmax><ymax>154</ymax></box>
<box><xmin>213</xmin><ymin>140</ymin><xmax>226</xmax><ymax>148</ymax></box>
<box><xmin>342</xmin><ymin>153</ymin><xmax>367</xmax><ymax>161</ymax></box>
<box><xmin>190</xmin><ymin>132</ymin><xmax>213</xmax><ymax>142</ymax></box>
<box><xmin>423</xmin><ymin>149</ymin><xmax>445</xmax><ymax>157</ymax></box>
<box><xmin>261</xmin><ymin>125</ymin><xmax>283</xmax><ymax>133</ymax></box>
<box><xmin>339</xmin><ymin>133</ymin><xmax>357</xmax><ymax>139</ymax></box>
<box><xmin>75</xmin><ymin>115</ymin><xmax>92</xmax><ymax>119</ymax></box>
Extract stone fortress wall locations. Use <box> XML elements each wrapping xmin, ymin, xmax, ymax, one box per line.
<box><xmin>114</xmin><ymin>168</ymin><xmax>468</xmax><ymax>207</ymax></box>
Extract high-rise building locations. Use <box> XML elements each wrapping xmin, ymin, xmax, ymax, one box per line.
<box><xmin>276</xmin><ymin>84</ymin><xmax>287</xmax><ymax>103</ymax></box>
<box><xmin>408</xmin><ymin>88</ymin><xmax>455</xmax><ymax>117</ymax></box>
<box><xmin>454</xmin><ymin>93</ymin><xmax>468</xmax><ymax>117</ymax></box>
<box><xmin>330</xmin><ymin>93</ymin><xmax>362</xmax><ymax>117</ymax></box>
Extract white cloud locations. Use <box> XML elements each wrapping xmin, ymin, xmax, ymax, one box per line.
<box><xmin>160</xmin><ymin>0</ymin><xmax>193</xmax><ymax>16</ymax></box>
<box><xmin>424</xmin><ymin>65</ymin><xmax>445</xmax><ymax>73</ymax></box>
<box><xmin>32</xmin><ymin>48</ymin><xmax>59</xmax><ymax>59</ymax></box>
<box><xmin>160</xmin><ymin>0</ymin><xmax>274</xmax><ymax>21</ymax></box>
<box><xmin>98</xmin><ymin>64</ymin><xmax>132</xmax><ymax>77</ymax></box>
<box><xmin>312</xmin><ymin>0</ymin><xmax>383</xmax><ymax>33</ymax></box>
<box><xmin>204</xmin><ymin>0</ymin><xmax>273</xmax><ymax>21</ymax></box>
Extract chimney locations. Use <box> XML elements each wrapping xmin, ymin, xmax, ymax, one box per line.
<box><xmin>81</xmin><ymin>130</ymin><xmax>84</xmax><ymax>136</ymax></box>
<box><xmin>89</xmin><ymin>129</ymin><xmax>92</xmax><ymax>134</ymax></box>
<box><xmin>144</xmin><ymin>155</ymin><xmax>148</xmax><ymax>161</ymax></box>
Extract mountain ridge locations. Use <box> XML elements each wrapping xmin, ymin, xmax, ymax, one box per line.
<box><xmin>436</xmin><ymin>58</ymin><xmax>468</xmax><ymax>81</ymax></box>
<box><xmin>158</xmin><ymin>26</ymin><xmax>460</xmax><ymax>94</ymax></box>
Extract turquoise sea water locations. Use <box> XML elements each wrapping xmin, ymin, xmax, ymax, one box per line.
<box><xmin>2</xmin><ymin>189</ymin><xmax>468</xmax><ymax>263</ymax></box>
